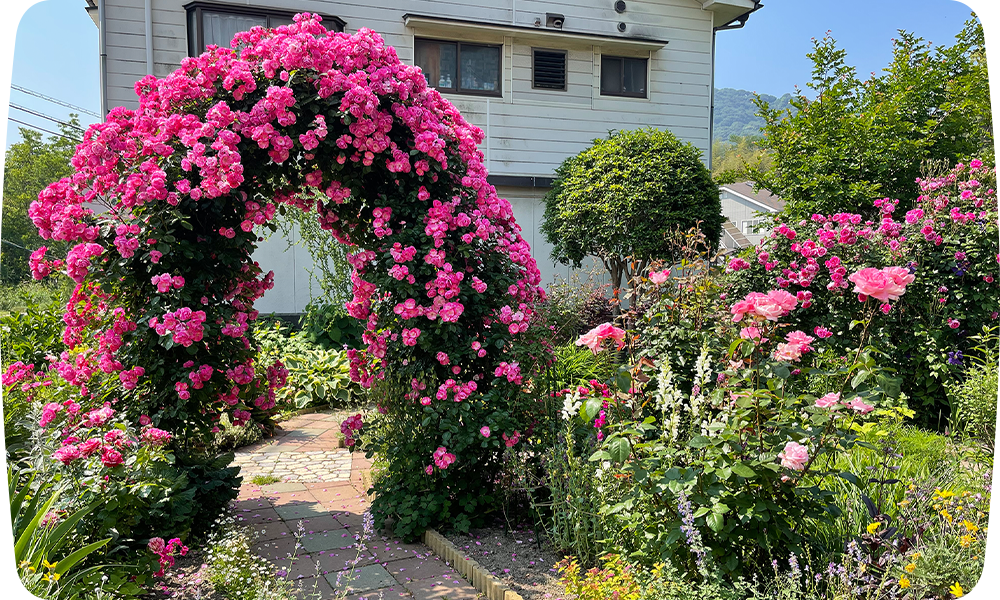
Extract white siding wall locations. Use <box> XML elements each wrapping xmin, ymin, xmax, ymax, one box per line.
<box><xmin>100</xmin><ymin>0</ymin><xmax>720</xmax><ymax>312</ymax></box>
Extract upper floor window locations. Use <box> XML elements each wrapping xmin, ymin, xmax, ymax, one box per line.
<box><xmin>600</xmin><ymin>55</ymin><xmax>647</xmax><ymax>98</ymax></box>
<box><xmin>185</xmin><ymin>2</ymin><xmax>345</xmax><ymax>55</ymax></box>
<box><xmin>414</xmin><ymin>38</ymin><xmax>501</xmax><ymax>96</ymax></box>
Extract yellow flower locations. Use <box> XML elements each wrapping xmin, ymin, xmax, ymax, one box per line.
<box><xmin>866</xmin><ymin>522</ymin><xmax>882</xmax><ymax>534</ymax></box>
<box><xmin>912</xmin><ymin>552</ymin><xmax>922</xmax><ymax>560</ymax></box>
<box><xmin>42</xmin><ymin>560</ymin><xmax>57</xmax><ymax>570</ymax></box>
<box><xmin>933</xmin><ymin>503</ymin><xmax>942</xmax><ymax>510</ymax></box>
<box><xmin>950</xmin><ymin>582</ymin><xmax>964</xmax><ymax>597</ymax></box>
<box><xmin>960</xmin><ymin>534</ymin><xmax>974</xmax><ymax>548</ymax></box>
<box><xmin>963</xmin><ymin>520</ymin><xmax>979</xmax><ymax>533</ymax></box>
<box><xmin>941</xmin><ymin>509</ymin><xmax>953</xmax><ymax>523</ymax></box>
<box><xmin>905</xmin><ymin>563</ymin><xmax>916</xmax><ymax>573</ymax></box>
<box><xmin>899</xmin><ymin>576</ymin><xmax>911</xmax><ymax>589</ymax></box>
<box><xmin>899</xmin><ymin>499</ymin><xmax>910</xmax><ymax>506</ymax></box>
<box><xmin>936</xmin><ymin>489</ymin><xmax>956</xmax><ymax>499</ymax></box>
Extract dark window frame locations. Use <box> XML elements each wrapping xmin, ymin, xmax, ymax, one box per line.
<box><xmin>414</xmin><ymin>37</ymin><xmax>503</xmax><ymax>98</ymax></box>
<box><xmin>600</xmin><ymin>55</ymin><xmax>648</xmax><ymax>99</ymax></box>
<box><xmin>184</xmin><ymin>1</ymin><xmax>345</xmax><ymax>56</ymax></box>
<box><xmin>531</xmin><ymin>48</ymin><xmax>568</xmax><ymax>92</ymax></box>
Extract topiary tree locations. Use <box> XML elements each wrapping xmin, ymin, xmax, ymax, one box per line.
<box><xmin>541</xmin><ymin>128</ymin><xmax>723</xmax><ymax>303</ymax></box>
<box><xmin>26</xmin><ymin>15</ymin><xmax>544</xmax><ymax>538</ymax></box>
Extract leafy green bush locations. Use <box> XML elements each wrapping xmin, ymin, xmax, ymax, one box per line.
<box><xmin>949</xmin><ymin>329</ymin><xmax>998</xmax><ymax>441</ymax></box>
<box><xmin>298</xmin><ymin>300</ymin><xmax>363</xmax><ymax>350</ymax></box>
<box><xmin>541</xmin><ymin>128</ymin><xmax>724</xmax><ymax>295</ymax></box>
<box><xmin>252</xmin><ymin>318</ymin><xmax>359</xmax><ymax>411</ymax></box>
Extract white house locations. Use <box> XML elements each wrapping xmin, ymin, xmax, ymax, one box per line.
<box><xmin>719</xmin><ymin>180</ymin><xmax>783</xmax><ymax>250</ymax></box>
<box><xmin>84</xmin><ymin>0</ymin><xmax>763</xmax><ymax>314</ymax></box>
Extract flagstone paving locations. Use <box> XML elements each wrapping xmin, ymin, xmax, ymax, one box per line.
<box><xmin>229</xmin><ymin>411</ymin><xmax>483</xmax><ymax>600</ymax></box>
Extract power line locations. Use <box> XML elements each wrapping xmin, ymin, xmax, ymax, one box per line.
<box><xmin>7</xmin><ymin>117</ymin><xmax>83</xmax><ymax>143</ymax></box>
<box><xmin>0</xmin><ymin>239</ymin><xmax>34</xmax><ymax>254</ymax></box>
<box><xmin>11</xmin><ymin>84</ymin><xmax>101</xmax><ymax>119</ymax></box>
<box><xmin>9</xmin><ymin>103</ymin><xmax>85</xmax><ymax>133</ymax></box>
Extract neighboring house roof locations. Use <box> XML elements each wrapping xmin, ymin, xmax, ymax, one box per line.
<box><xmin>720</xmin><ymin>181</ymin><xmax>785</xmax><ymax>212</ymax></box>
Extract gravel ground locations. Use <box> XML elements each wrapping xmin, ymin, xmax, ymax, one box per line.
<box><xmin>444</xmin><ymin>526</ymin><xmax>571</xmax><ymax>600</ymax></box>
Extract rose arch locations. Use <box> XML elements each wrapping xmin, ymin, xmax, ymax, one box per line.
<box><xmin>29</xmin><ymin>14</ymin><xmax>545</xmax><ymax>535</ymax></box>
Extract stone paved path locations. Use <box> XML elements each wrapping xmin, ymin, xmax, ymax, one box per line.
<box><xmin>229</xmin><ymin>411</ymin><xmax>483</xmax><ymax>600</ymax></box>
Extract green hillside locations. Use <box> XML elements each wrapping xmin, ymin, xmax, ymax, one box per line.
<box><xmin>713</xmin><ymin>88</ymin><xmax>795</xmax><ymax>141</ymax></box>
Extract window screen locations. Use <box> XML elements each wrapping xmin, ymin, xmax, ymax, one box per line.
<box><xmin>415</xmin><ymin>39</ymin><xmax>502</xmax><ymax>96</ymax></box>
<box><xmin>600</xmin><ymin>56</ymin><xmax>647</xmax><ymax>98</ymax></box>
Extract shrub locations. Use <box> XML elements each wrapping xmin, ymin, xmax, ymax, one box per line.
<box><xmin>949</xmin><ymin>327</ymin><xmax>998</xmax><ymax>442</ymax></box>
<box><xmin>541</xmin><ymin>128</ymin><xmax>724</xmax><ymax>296</ymax></box>
<box><xmin>728</xmin><ymin>160</ymin><xmax>999</xmax><ymax>425</ymax></box>
<box><xmin>28</xmin><ymin>18</ymin><xmax>545</xmax><ymax>538</ymax></box>
<box><xmin>298</xmin><ymin>300</ymin><xmax>363</xmax><ymax>351</ymax></box>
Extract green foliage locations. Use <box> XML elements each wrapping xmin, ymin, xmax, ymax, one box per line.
<box><xmin>298</xmin><ymin>300</ymin><xmax>363</xmax><ymax>350</ymax></box>
<box><xmin>173</xmin><ymin>451</ymin><xmax>243</xmax><ymax>539</ymax></box>
<box><xmin>269</xmin><ymin>200</ymin><xmax>353</xmax><ymax>307</ymax></box>
<box><xmin>210</xmin><ymin>411</ymin><xmax>265</xmax><ymax>453</ymax></box>
<box><xmin>532</xmin><ymin>269</ymin><xmax>612</xmax><ymax>345</ymax></box>
<box><xmin>712</xmin><ymin>88</ymin><xmax>794</xmax><ymax>142</ymax></box>
<box><xmin>745</xmin><ymin>17</ymin><xmax>992</xmax><ymax>219</ymax></box>
<box><xmin>541</xmin><ymin>128</ymin><xmax>724</xmax><ymax>293</ymax></box>
<box><xmin>949</xmin><ymin>328</ymin><xmax>998</xmax><ymax>440</ymax></box>
<box><xmin>251</xmin><ymin>318</ymin><xmax>359</xmax><ymax>411</ymax></box>
<box><xmin>0</xmin><ymin>294</ymin><xmax>66</xmax><ymax>368</ymax></box>
<box><xmin>0</xmin><ymin>279</ymin><xmax>73</xmax><ymax>315</ymax></box>
<box><xmin>11</xmin><ymin>473</ymin><xmax>130</xmax><ymax>600</ymax></box>
<box><xmin>1</xmin><ymin>123</ymin><xmax>79</xmax><ymax>284</ymax></box>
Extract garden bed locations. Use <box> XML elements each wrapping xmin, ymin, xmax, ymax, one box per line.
<box><xmin>443</xmin><ymin>525</ymin><xmax>568</xmax><ymax>600</ymax></box>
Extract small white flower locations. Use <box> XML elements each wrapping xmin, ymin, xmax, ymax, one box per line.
<box><xmin>560</xmin><ymin>391</ymin><xmax>582</xmax><ymax>421</ymax></box>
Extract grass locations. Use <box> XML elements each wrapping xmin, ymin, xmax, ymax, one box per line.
<box><xmin>250</xmin><ymin>474</ymin><xmax>283</xmax><ymax>485</ymax></box>
<box><xmin>0</xmin><ymin>279</ymin><xmax>72</xmax><ymax>315</ymax></box>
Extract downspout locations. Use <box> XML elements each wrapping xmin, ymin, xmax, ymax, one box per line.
<box><xmin>511</xmin><ymin>0</ymin><xmax>516</xmax><ymax>25</ymax></box>
<box><xmin>145</xmin><ymin>0</ymin><xmax>154</xmax><ymax>75</ymax></box>
<box><xmin>98</xmin><ymin>0</ymin><xmax>108</xmax><ymax>119</ymax></box>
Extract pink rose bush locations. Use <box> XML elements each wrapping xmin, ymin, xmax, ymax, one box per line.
<box><xmin>26</xmin><ymin>14</ymin><xmax>545</xmax><ymax>537</ymax></box>
<box><xmin>729</xmin><ymin>161</ymin><xmax>997</xmax><ymax>420</ymax></box>
<box><xmin>778</xmin><ymin>441</ymin><xmax>809</xmax><ymax>471</ymax></box>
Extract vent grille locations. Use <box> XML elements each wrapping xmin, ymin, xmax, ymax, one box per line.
<box><xmin>533</xmin><ymin>50</ymin><xmax>566</xmax><ymax>90</ymax></box>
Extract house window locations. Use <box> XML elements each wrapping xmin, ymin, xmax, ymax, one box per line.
<box><xmin>414</xmin><ymin>38</ymin><xmax>502</xmax><ymax>96</ymax></box>
<box><xmin>185</xmin><ymin>2</ymin><xmax>345</xmax><ymax>55</ymax></box>
<box><xmin>600</xmin><ymin>55</ymin><xmax>647</xmax><ymax>98</ymax></box>
<box><xmin>742</xmin><ymin>218</ymin><xmax>768</xmax><ymax>235</ymax></box>
<box><xmin>532</xmin><ymin>49</ymin><xmax>567</xmax><ymax>90</ymax></box>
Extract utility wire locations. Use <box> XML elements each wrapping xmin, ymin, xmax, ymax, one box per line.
<box><xmin>9</xmin><ymin>103</ymin><xmax>85</xmax><ymax>133</ymax></box>
<box><xmin>11</xmin><ymin>84</ymin><xmax>101</xmax><ymax>119</ymax></box>
<box><xmin>0</xmin><ymin>239</ymin><xmax>35</xmax><ymax>254</ymax></box>
<box><xmin>7</xmin><ymin>117</ymin><xmax>83</xmax><ymax>143</ymax></box>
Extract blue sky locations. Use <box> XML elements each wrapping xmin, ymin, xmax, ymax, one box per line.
<box><xmin>0</xmin><ymin>0</ymin><xmax>989</xmax><ymax>148</ymax></box>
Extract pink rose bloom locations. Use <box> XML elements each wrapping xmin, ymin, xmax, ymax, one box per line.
<box><xmin>731</xmin><ymin>290</ymin><xmax>797</xmax><ymax>322</ymax></box>
<box><xmin>101</xmin><ymin>447</ymin><xmax>124</xmax><ymax>468</ymax></box>
<box><xmin>785</xmin><ymin>331</ymin><xmax>815</xmax><ymax>353</ymax></box>
<box><xmin>52</xmin><ymin>445</ymin><xmax>82</xmax><ymax>465</ymax></box>
<box><xmin>576</xmin><ymin>323</ymin><xmax>626</xmax><ymax>354</ymax></box>
<box><xmin>425</xmin><ymin>464</ymin><xmax>434</xmax><ymax>475</ymax></box>
<box><xmin>846</xmin><ymin>398</ymin><xmax>875</xmax><ymax>414</ymax></box>
<box><xmin>847</xmin><ymin>266</ymin><xmax>915</xmax><ymax>302</ymax></box>
<box><xmin>480</xmin><ymin>426</ymin><xmax>491</xmax><ymax>438</ymax></box>
<box><xmin>739</xmin><ymin>327</ymin><xmax>761</xmax><ymax>340</ymax></box>
<box><xmin>773</xmin><ymin>343</ymin><xmax>803</xmax><ymax>362</ymax></box>
<box><xmin>649</xmin><ymin>269</ymin><xmax>669</xmax><ymax>285</ymax></box>
<box><xmin>813</xmin><ymin>326</ymin><xmax>833</xmax><ymax>339</ymax></box>
<box><xmin>815</xmin><ymin>392</ymin><xmax>841</xmax><ymax>409</ymax></box>
<box><xmin>39</xmin><ymin>402</ymin><xmax>62</xmax><ymax>427</ymax></box>
<box><xmin>778</xmin><ymin>441</ymin><xmax>809</xmax><ymax>471</ymax></box>
<box><xmin>78</xmin><ymin>438</ymin><xmax>102</xmax><ymax>457</ymax></box>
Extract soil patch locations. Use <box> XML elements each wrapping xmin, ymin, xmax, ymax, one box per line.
<box><xmin>443</xmin><ymin>526</ymin><xmax>571</xmax><ymax>600</ymax></box>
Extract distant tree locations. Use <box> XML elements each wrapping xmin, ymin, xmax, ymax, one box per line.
<box><xmin>541</xmin><ymin>128</ymin><xmax>723</xmax><ymax>302</ymax></box>
<box><xmin>2</xmin><ymin>120</ymin><xmax>80</xmax><ymax>283</ymax></box>
<box><xmin>745</xmin><ymin>16</ymin><xmax>992</xmax><ymax>220</ymax></box>
<box><xmin>711</xmin><ymin>135</ymin><xmax>773</xmax><ymax>184</ymax></box>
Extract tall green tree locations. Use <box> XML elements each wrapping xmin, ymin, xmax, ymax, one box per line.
<box><xmin>744</xmin><ymin>16</ymin><xmax>991</xmax><ymax>220</ymax></box>
<box><xmin>541</xmin><ymin>128</ymin><xmax>723</xmax><ymax>299</ymax></box>
<box><xmin>712</xmin><ymin>135</ymin><xmax>773</xmax><ymax>184</ymax></box>
<box><xmin>2</xmin><ymin>119</ymin><xmax>81</xmax><ymax>283</ymax></box>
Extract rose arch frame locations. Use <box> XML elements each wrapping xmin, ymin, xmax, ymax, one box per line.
<box><xmin>29</xmin><ymin>15</ymin><xmax>545</xmax><ymax>534</ymax></box>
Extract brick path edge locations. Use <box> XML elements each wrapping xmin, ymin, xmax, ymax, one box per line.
<box><xmin>422</xmin><ymin>528</ymin><xmax>525</xmax><ymax>600</ymax></box>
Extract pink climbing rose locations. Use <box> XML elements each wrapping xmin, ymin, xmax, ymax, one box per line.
<box><xmin>778</xmin><ymin>441</ymin><xmax>809</xmax><ymax>471</ymax></box>
<box><xmin>480</xmin><ymin>426</ymin><xmax>491</xmax><ymax>438</ymax></box>
<box><xmin>846</xmin><ymin>398</ymin><xmax>875</xmax><ymax>414</ymax></box>
<box><xmin>847</xmin><ymin>266</ymin><xmax>915</xmax><ymax>303</ymax></box>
